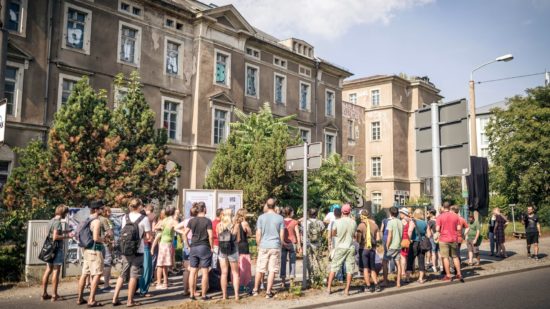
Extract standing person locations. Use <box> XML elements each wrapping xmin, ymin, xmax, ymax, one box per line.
<box><xmin>356</xmin><ymin>209</ymin><xmax>381</xmax><ymax>293</ymax></box>
<box><xmin>427</xmin><ymin>209</ymin><xmax>440</xmax><ymax>272</ymax></box>
<box><xmin>235</xmin><ymin>209</ymin><xmax>252</xmax><ymax>293</ymax></box>
<box><xmin>41</xmin><ymin>205</ymin><xmax>71</xmax><ymax>302</ymax></box>
<box><xmin>154</xmin><ymin>207</ymin><xmax>177</xmax><ymax>290</ymax></box>
<box><xmin>399</xmin><ymin>208</ymin><xmax>412</xmax><ymax>282</ymax></box>
<box><xmin>300</xmin><ymin>208</ymin><xmax>325</xmax><ymax>284</ymax></box>
<box><xmin>466</xmin><ymin>213</ymin><xmax>481</xmax><ymax>266</ymax></box>
<box><xmin>488</xmin><ymin>212</ymin><xmax>497</xmax><ymax>256</ymax></box>
<box><xmin>436</xmin><ymin>203</ymin><xmax>463</xmax><ymax>282</ymax></box>
<box><xmin>100</xmin><ymin>206</ymin><xmax>114</xmax><ymax>293</ymax></box>
<box><xmin>112</xmin><ymin>198</ymin><xmax>152</xmax><ymax>307</ymax></box>
<box><xmin>217</xmin><ymin>209</ymin><xmax>241</xmax><ymax>300</ymax></box>
<box><xmin>493</xmin><ymin>208</ymin><xmax>508</xmax><ymax>258</ymax></box>
<box><xmin>524</xmin><ymin>205</ymin><xmax>542</xmax><ymax>260</ymax></box>
<box><xmin>211</xmin><ymin>208</ymin><xmax>223</xmax><ymax>270</ymax></box>
<box><xmin>76</xmin><ymin>200</ymin><xmax>106</xmax><ymax>307</ymax></box>
<box><xmin>281</xmin><ymin>207</ymin><xmax>301</xmax><ymax>288</ymax></box>
<box><xmin>326</xmin><ymin>204</ymin><xmax>357</xmax><ymax>296</ymax></box>
<box><xmin>182</xmin><ymin>202</ymin><xmax>213</xmax><ymax>301</ymax></box>
<box><xmin>138</xmin><ymin>204</ymin><xmax>157</xmax><ymax>297</ymax></box>
<box><xmin>384</xmin><ymin>207</ymin><xmax>403</xmax><ymax>288</ymax></box>
<box><xmin>380</xmin><ymin>212</ymin><xmax>392</xmax><ymax>286</ymax></box>
<box><xmin>407</xmin><ymin>209</ymin><xmax>432</xmax><ymax>283</ymax></box>
<box><xmin>452</xmin><ymin>205</ymin><xmax>469</xmax><ymax>265</ymax></box>
<box><xmin>175</xmin><ymin>204</ymin><xmax>199</xmax><ymax>296</ymax></box>
<box><xmin>252</xmin><ymin>198</ymin><xmax>285</xmax><ymax>299</ymax></box>
<box><xmin>170</xmin><ymin>208</ymin><xmax>181</xmax><ymax>275</ymax></box>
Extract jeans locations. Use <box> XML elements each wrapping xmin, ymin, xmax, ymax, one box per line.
<box><xmin>489</xmin><ymin>232</ymin><xmax>495</xmax><ymax>255</ymax></box>
<box><xmin>138</xmin><ymin>244</ymin><xmax>153</xmax><ymax>295</ymax></box>
<box><xmin>280</xmin><ymin>244</ymin><xmax>296</xmax><ymax>279</ymax></box>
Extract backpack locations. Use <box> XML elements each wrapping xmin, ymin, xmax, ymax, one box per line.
<box><xmin>76</xmin><ymin>217</ymin><xmax>97</xmax><ymax>248</ymax></box>
<box><xmin>307</xmin><ymin>219</ymin><xmax>323</xmax><ymax>243</ymax></box>
<box><xmin>118</xmin><ymin>214</ymin><xmax>145</xmax><ymax>256</ymax></box>
<box><xmin>219</xmin><ymin>228</ymin><xmax>236</xmax><ymax>255</ymax></box>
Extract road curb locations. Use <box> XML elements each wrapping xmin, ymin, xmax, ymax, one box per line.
<box><xmin>291</xmin><ymin>263</ymin><xmax>550</xmax><ymax>309</ymax></box>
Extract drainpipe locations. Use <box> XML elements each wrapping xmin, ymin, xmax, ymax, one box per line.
<box><xmin>313</xmin><ymin>58</ymin><xmax>320</xmax><ymax>141</ymax></box>
<box><xmin>42</xmin><ymin>0</ymin><xmax>54</xmax><ymax>144</ymax></box>
<box><xmin>0</xmin><ymin>0</ymin><xmax>10</xmax><ymax>100</ymax></box>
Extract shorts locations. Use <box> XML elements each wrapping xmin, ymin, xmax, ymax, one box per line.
<box><xmin>157</xmin><ymin>243</ymin><xmax>173</xmax><ymax>267</ymax></box>
<box><xmin>48</xmin><ymin>246</ymin><xmax>64</xmax><ymax>267</ymax></box>
<box><xmin>256</xmin><ymin>248</ymin><xmax>281</xmax><ymax>274</ymax></box>
<box><xmin>189</xmin><ymin>245</ymin><xmax>212</xmax><ymax>269</ymax></box>
<box><xmin>358</xmin><ymin>248</ymin><xmax>377</xmax><ymax>271</ymax></box>
<box><xmin>430</xmin><ymin>238</ymin><xmax>440</xmax><ymax>253</ymax></box>
<box><xmin>218</xmin><ymin>250</ymin><xmax>239</xmax><ymax>263</ymax></box>
<box><xmin>526</xmin><ymin>232</ymin><xmax>539</xmax><ymax>245</ymax></box>
<box><xmin>439</xmin><ymin>242</ymin><xmax>458</xmax><ymax>258</ymax></box>
<box><xmin>120</xmin><ymin>254</ymin><xmax>144</xmax><ymax>281</ymax></box>
<box><xmin>383</xmin><ymin>249</ymin><xmax>401</xmax><ymax>263</ymax></box>
<box><xmin>330</xmin><ymin>247</ymin><xmax>355</xmax><ymax>274</ymax></box>
<box><xmin>82</xmin><ymin>249</ymin><xmax>104</xmax><ymax>276</ymax></box>
<box><xmin>466</xmin><ymin>240</ymin><xmax>479</xmax><ymax>256</ymax></box>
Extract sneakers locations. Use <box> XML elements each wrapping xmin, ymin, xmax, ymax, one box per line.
<box><xmin>534</xmin><ymin>256</ymin><xmax>540</xmax><ymax>261</ymax></box>
<box><xmin>374</xmin><ymin>285</ymin><xmax>382</xmax><ymax>293</ymax></box>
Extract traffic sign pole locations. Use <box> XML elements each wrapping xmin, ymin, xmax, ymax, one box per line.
<box><xmin>302</xmin><ymin>142</ymin><xmax>308</xmax><ymax>289</ymax></box>
<box><xmin>431</xmin><ymin>103</ymin><xmax>442</xmax><ymax>211</ymax></box>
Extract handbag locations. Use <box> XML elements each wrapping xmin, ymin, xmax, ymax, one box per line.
<box><xmin>38</xmin><ymin>223</ymin><xmax>58</xmax><ymax>263</ymax></box>
<box><xmin>414</xmin><ymin>219</ymin><xmax>432</xmax><ymax>252</ymax></box>
<box><xmin>400</xmin><ymin>238</ymin><xmax>410</xmax><ymax>249</ymax></box>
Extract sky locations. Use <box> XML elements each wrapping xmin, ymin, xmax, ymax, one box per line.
<box><xmin>211</xmin><ymin>0</ymin><xmax>550</xmax><ymax>107</ymax></box>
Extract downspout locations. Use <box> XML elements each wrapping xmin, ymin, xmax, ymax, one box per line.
<box><xmin>313</xmin><ymin>58</ymin><xmax>320</xmax><ymax>141</ymax></box>
<box><xmin>42</xmin><ymin>0</ymin><xmax>54</xmax><ymax>144</ymax></box>
<box><xmin>0</xmin><ymin>0</ymin><xmax>10</xmax><ymax>101</ymax></box>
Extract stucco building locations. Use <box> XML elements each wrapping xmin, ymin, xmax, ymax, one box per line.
<box><xmin>341</xmin><ymin>100</ymin><xmax>365</xmax><ymax>188</ymax></box>
<box><xmin>475</xmin><ymin>100</ymin><xmax>507</xmax><ymax>162</ymax></box>
<box><xmin>343</xmin><ymin>75</ymin><xmax>443</xmax><ymax>211</ymax></box>
<box><xmin>0</xmin><ymin>0</ymin><xmax>351</xmax><ymax>206</ymax></box>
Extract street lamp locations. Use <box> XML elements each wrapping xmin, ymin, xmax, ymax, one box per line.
<box><xmin>468</xmin><ymin>54</ymin><xmax>514</xmax><ymax>156</ymax></box>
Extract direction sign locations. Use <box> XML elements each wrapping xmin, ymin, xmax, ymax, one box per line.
<box><xmin>286</xmin><ymin>156</ymin><xmax>322</xmax><ymax>171</ymax></box>
<box><xmin>285</xmin><ymin>142</ymin><xmax>322</xmax><ymax>161</ymax></box>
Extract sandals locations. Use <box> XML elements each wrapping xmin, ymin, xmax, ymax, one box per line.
<box><xmin>51</xmin><ymin>295</ymin><xmax>65</xmax><ymax>302</ymax></box>
<box><xmin>201</xmin><ymin>295</ymin><xmax>212</xmax><ymax>301</ymax></box>
<box><xmin>41</xmin><ymin>294</ymin><xmax>52</xmax><ymax>301</ymax></box>
<box><xmin>87</xmin><ymin>301</ymin><xmax>104</xmax><ymax>307</ymax></box>
<box><xmin>126</xmin><ymin>302</ymin><xmax>142</xmax><ymax>307</ymax></box>
<box><xmin>77</xmin><ymin>299</ymin><xmax>88</xmax><ymax>305</ymax></box>
<box><xmin>112</xmin><ymin>300</ymin><xmax>123</xmax><ymax>307</ymax></box>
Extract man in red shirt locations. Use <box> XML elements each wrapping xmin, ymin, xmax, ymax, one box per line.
<box><xmin>436</xmin><ymin>202</ymin><xmax>463</xmax><ymax>282</ymax></box>
<box><xmin>212</xmin><ymin>208</ymin><xmax>223</xmax><ymax>270</ymax></box>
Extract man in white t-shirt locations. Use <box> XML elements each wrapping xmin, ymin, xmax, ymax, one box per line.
<box><xmin>112</xmin><ymin>198</ymin><xmax>152</xmax><ymax>307</ymax></box>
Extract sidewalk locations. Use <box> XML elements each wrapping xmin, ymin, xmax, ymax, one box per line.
<box><xmin>0</xmin><ymin>237</ymin><xmax>547</xmax><ymax>309</ymax></box>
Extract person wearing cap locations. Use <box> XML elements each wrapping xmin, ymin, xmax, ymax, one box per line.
<box><xmin>326</xmin><ymin>203</ymin><xmax>357</xmax><ymax>296</ymax></box>
<box><xmin>76</xmin><ymin>200</ymin><xmax>106</xmax><ymax>307</ymax></box>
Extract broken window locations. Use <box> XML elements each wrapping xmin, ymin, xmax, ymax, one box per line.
<box><xmin>66</xmin><ymin>8</ymin><xmax>87</xmax><ymax>50</ymax></box>
<box><xmin>166</xmin><ymin>41</ymin><xmax>180</xmax><ymax>75</ymax></box>
<box><xmin>120</xmin><ymin>26</ymin><xmax>138</xmax><ymax>63</ymax></box>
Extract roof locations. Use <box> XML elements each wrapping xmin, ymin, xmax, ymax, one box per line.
<box><xmin>476</xmin><ymin>100</ymin><xmax>508</xmax><ymax>115</ymax></box>
<box><xmin>343</xmin><ymin>75</ymin><xmax>390</xmax><ymax>85</ymax></box>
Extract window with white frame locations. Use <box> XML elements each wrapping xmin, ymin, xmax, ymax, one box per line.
<box><xmin>0</xmin><ymin>161</ymin><xmax>10</xmax><ymax>192</ymax></box>
<box><xmin>245</xmin><ymin>47</ymin><xmax>260</xmax><ymax>59</ymax></box>
<box><xmin>371</xmin><ymin>157</ymin><xmax>381</xmax><ymax>177</ymax></box>
<box><xmin>273</xmin><ymin>56</ymin><xmax>287</xmax><ymax>69</ymax></box>
<box><xmin>165</xmin><ymin>38</ymin><xmax>183</xmax><ymax>77</ymax></box>
<box><xmin>299</xmin><ymin>65</ymin><xmax>311</xmax><ymax>77</ymax></box>
<box><xmin>299</xmin><ymin>81</ymin><xmax>311</xmax><ymax>111</ymax></box>
<box><xmin>325</xmin><ymin>132</ymin><xmax>336</xmax><ymax>156</ymax></box>
<box><xmin>299</xmin><ymin>128</ymin><xmax>311</xmax><ymax>143</ymax></box>
<box><xmin>63</xmin><ymin>3</ymin><xmax>92</xmax><ymax>54</ymax></box>
<box><xmin>6</xmin><ymin>0</ymin><xmax>27</xmax><ymax>35</ymax></box>
<box><xmin>371</xmin><ymin>121</ymin><xmax>381</xmax><ymax>141</ymax></box>
<box><xmin>213</xmin><ymin>108</ymin><xmax>229</xmax><ymax>145</ymax></box>
<box><xmin>347</xmin><ymin>155</ymin><xmax>355</xmax><ymax>170</ymax></box>
<box><xmin>325</xmin><ymin>89</ymin><xmax>335</xmax><ymax>117</ymax></box>
<box><xmin>372</xmin><ymin>192</ymin><xmax>382</xmax><ymax>212</ymax></box>
<box><xmin>118</xmin><ymin>22</ymin><xmax>142</xmax><ymax>66</ymax></box>
<box><xmin>165</xmin><ymin>17</ymin><xmax>184</xmax><ymax>31</ymax></box>
<box><xmin>57</xmin><ymin>74</ymin><xmax>80</xmax><ymax>110</ymax></box>
<box><xmin>245</xmin><ymin>64</ymin><xmax>259</xmax><ymax>98</ymax></box>
<box><xmin>371</xmin><ymin>89</ymin><xmax>380</xmax><ymax>106</ymax></box>
<box><xmin>274</xmin><ymin>73</ymin><xmax>286</xmax><ymax>104</ymax></box>
<box><xmin>347</xmin><ymin>120</ymin><xmax>355</xmax><ymax>140</ymax></box>
<box><xmin>349</xmin><ymin>93</ymin><xmax>357</xmax><ymax>104</ymax></box>
<box><xmin>214</xmin><ymin>50</ymin><xmax>231</xmax><ymax>87</ymax></box>
<box><xmin>5</xmin><ymin>62</ymin><xmax>24</xmax><ymax>119</ymax></box>
<box><xmin>118</xmin><ymin>0</ymin><xmax>142</xmax><ymax>18</ymax></box>
<box><xmin>114</xmin><ymin>86</ymin><xmax>128</xmax><ymax>107</ymax></box>
<box><xmin>162</xmin><ymin>97</ymin><xmax>183</xmax><ymax>141</ymax></box>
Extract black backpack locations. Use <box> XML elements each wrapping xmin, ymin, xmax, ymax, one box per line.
<box><xmin>118</xmin><ymin>214</ymin><xmax>145</xmax><ymax>256</ymax></box>
<box><xmin>76</xmin><ymin>217</ymin><xmax>97</xmax><ymax>248</ymax></box>
<box><xmin>219</xmin><ymin>228</ymin><xmax>236</xmax><ymax>255</ymax></box>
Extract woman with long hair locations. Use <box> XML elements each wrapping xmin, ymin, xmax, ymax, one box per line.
<box><xmin>217</xmin><ymin>208</ymin><xmax>240</xmax><ymax>300</ymax></box>
<box><xmin>493</xmin><ymin>208</ymin><xmax>508</xmax><ymax>258</ymax></box>
<box><xmin>235</xmin><ymin>208</ymin><xmax>252</xmax><ymax>293</ymax></box>
<box><xmin>154</xmin><ymin>206</ymin><xmax>177</xmax><ymax>289</ymax></box>
<box><xmin>406</xmin><ymin>209</ymin><xmax>431</xmax><ymax>283</ymax></box>
<box><xmin>281</xmin><ymin>206</ymin><xmax>301</xmax><ymax>288</ymax></box>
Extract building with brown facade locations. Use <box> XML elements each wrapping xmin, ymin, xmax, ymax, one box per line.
<box><xmin>341</xmin><ymin>100</ymin><xmax>365</xmax><ymax>188</ymax></box>
<box><xmin>0</xmin><ymin>0</ymin><xmax>352</xmax><ymax>206</ymax></box>
<box><xmin>343</xmin><ymin>74</ymin><xmax>442</xmax><ymax>211</ymax></box>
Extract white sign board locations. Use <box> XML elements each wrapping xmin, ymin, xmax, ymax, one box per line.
<box><xmin>217</xmin><ymin>190</ymin><xmax>243</xmax><ymax>214</ymax></box>
<box><xmin>0</xmin><ymin>99</ymin><xmax>6</xmax><ymax>143</ymax></box>
<box><xmin>183</xmin><ymin>190</ymin><xmax>216</xmax><ymax>219</ymax></box>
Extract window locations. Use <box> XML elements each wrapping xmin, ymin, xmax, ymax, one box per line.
<box><xmin>213</xmin><ymin>108</ymin><xmax>229</xmax><ymax>145</ymax></box>
<box><xmin>119</xmin><ymin>1</ymin><xmax>142</xmax><ymax>18</ymax></box>
<box><xmin>165</xmin><ymin>38</ymin><xmax>183</xmax><ymax>77</ymax></box>
<box><xmin>118</xmin><ymin>22</ymin><xmax>142</xmax><ymax>66</ymax></box>
<box><xmin>273</xmin><ymin>56</ymin><xmax>287</xmax><ymax>69</ymax></box>
<box><xmin>325</xmin><ymin>133</ymin><xmax>336</xmax><ymax>156</ymax></box>
<box><xmin>214</xmin><ymin>50</ymin><xmax>231</xmax><ymax>87</ymax></box>
<box><xmin>299</xmin><ymin>81</ymin><xmax>311</xmax><ymax>111</ymax></box>
<box><xmin>274</xmin><ymin>73</ymin><xmax>286</xmax><ymax>104</ymax></box>
<box><xmin>0</xmin><ymin>161</ymin><xmax>10</xmax><ymax>192</ymax></box>
<box><xmin>349</xmin><ymin>93</ymin><xmax>357</xmax><ymax>104</ymax></box>
<box><xmin>299</xmin><ymin>128</ymin><xmax>311</xmax><ymax>143</ymax></box>
<box><xmin>299</xmin><ymin>65</ymin><xmax>311</xmax><ymax>77</ymax></box>
<box><xmin>371</xmin><ymin>157</ymin><xmax>381</xmax><ymax>177</ymax></box>
<box><xmin>371</xmin><ymin>121</ymin><xmax>381</xmax><ymax>141</ymax></box>
<box><xmin>372</xmin><ymin>192</ymin><xmax>382</xmax><ymax>212</ymax></box>
<box><xmin>165</xmin><ymin>17</ymin><xmax>184</xmax><ymax>31</ymax></box>
<box><xmin>62</xmin><ymin>3</ymin><xmax>91</xmax><ymax>54</ymax></box>
<box><xmin>347</xmin><ymin>120</ymin><xmax>355</xmax><ymax>140</ymax></box>
<box><xmin>371</xmin><ymin>89</ymin><xmax>380</xmax><ymax>106</ymax></box>
<box><xmin>5</xmin><ymin>62</ymin><xmax>24</xmax><ymax>119</ymax></box>
<box><xmin>325</xmin><ymin>90</ymin><xmax>335</xmax><ymax>117</ymax></box>
<box><xmin>246</xmin><ymin>47</ymin><xmax>260</xmax><ymax>59</ymax></box>
<box><xmin>165</xmin><ymin>18</ymin><xmax>174</xmax><ymax>28</ymax></box>
<box><xmin>6</xmin><ymin>0</ymin><xmax>27</xmax><ymax>35</ymax></box>
<box><xmin>162</xmin><ymin>97</ymin><xmax>183</xmax><ymax>142</ymax></box>
<box><xmin>347</xmin><ymin>155</ymin><xmax>355</xmax><ymax>170</ymax></box>
<box><xmin>114</xmin><ymin>86</ymin><xmax>128</xmax><ymax>107</ymax></box>
<box><xmin>57</xmin><ymin>74</ymin><xmax>81</xmax><ymax>110</ymax></box>
<box><xmin>480</xmin><ymin>147</ymin><xmax>489</xmax><ymax>158</ymax></box>
<box><xmin>245</xmin><ymin>64</ymin><xmax>259</xmax><ymax>98</ymax></box>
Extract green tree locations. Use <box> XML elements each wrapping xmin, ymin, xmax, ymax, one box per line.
<box><xmin>486</xmin><ymin>86</ymin><xmax>550</xmax><ymax>223</ymax></box>
<box><xmin>441</xmin><ymin>176</ymin><xmax>463</xmax><ymax>205</ymax></box>
<box><xmin>204</xmin><ymin>102</ymin><xmax>300</xmax><ymax>214</ymax></box>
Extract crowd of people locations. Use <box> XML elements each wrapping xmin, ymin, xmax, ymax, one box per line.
<box><xmin>38</xmin><ymin>197</ymin><xmax>543</xmax><ymax>306</ymax></box>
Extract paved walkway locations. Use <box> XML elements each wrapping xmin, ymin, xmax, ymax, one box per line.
<box><xmin>0</xmin><ymin>237</ymin><xmax>547</xmax><ymax>308</ymax></box>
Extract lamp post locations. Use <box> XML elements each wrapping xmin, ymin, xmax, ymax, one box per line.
<box><xmin>469</xmin><ymin>54</ymin><xmax>514</xmax><ymax>156</ymax></box>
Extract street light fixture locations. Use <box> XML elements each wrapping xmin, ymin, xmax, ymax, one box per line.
<box><xmin>468</xmin><ymin>53</ymin><xmax>514</xmax><ymax>156</ymax></box>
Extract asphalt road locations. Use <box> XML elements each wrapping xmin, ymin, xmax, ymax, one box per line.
<box><xmin>313</xmin><ymin>267</ymin><xmax>550</xmax><ymax>309</ymax></box>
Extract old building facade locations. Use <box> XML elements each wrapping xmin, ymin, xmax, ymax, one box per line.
<box><xmin>341</xmin><ymin>100</ymin><xmax>365</xmax><ymax>188</ymax></box>
<box><xmin>343</xmin><ymin>75</ymin><xmax>443</xmax><ymax>210</ymax></box>
<box><xmin>0</xmin><ymin>0</ymin><xmax>351</xmax><ymax>206</ymax></box>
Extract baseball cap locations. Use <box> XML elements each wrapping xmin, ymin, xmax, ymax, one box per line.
<box><xmin>90</xmin><ymin>200</ymin><xmax>105</xmax><ymax>209</ymax></box>
<box><xmin>330</xmin><ymin>204</ymin><xmax>341</xmax><ymax>212</ymax></box>
<box><xmin>399</xmin><ymin>208</ymin><xmax>409</xmax><ymax>216</ymax></box>
<box><xmin>342</xmin><ymin>204</ymin><xmax>352</xmax><ymax>215</ymax></box>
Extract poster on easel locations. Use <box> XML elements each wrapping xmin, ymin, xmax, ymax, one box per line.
<box><xmin>182</xmin><ymin>190</ymin><xmax>243</xmax><ymax>220</ymax></box>
<box><xmin>217</xmin><ymin>190</ymin><xmax>243</xmax><ymax>214</ymax></box>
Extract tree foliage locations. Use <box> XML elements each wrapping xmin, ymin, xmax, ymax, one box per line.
<box><xmin>440</xmin><ymin>176</ymin><xmax>463</xmax><ymax>205</ymax></box>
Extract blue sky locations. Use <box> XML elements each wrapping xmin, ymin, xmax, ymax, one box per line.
<box><xmin>213</xmin><ymin>0</ymin><xmax>550</xmax><ymax>106</ymax></box>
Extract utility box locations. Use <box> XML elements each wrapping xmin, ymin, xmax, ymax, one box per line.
<box><xmin>25</xmin><ymin>220</ymin><xmax>50</xmax><ymax>282</ymax></box>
